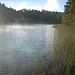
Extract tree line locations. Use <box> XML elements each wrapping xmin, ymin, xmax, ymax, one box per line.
<box><xmin>0</xmin><ymin>3</ymin><xmax>62</xmax><ymax>24</ymax></box>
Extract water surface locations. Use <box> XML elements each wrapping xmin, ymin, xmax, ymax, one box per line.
<box><xmin>0</xmin><ymin>24</ymin><xmax>55</xmax><ymax>75</ymax></box>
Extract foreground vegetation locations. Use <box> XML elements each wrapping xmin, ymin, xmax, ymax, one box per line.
<box><xmin>46</xmin><ymin>0</ymin><xmax>75</xmax><ymax>75</ymax></box>
<box><xmin>47</xmin><ymin>0</ymin><xmax>75</xmax><ymax>75</ymax></box>
<box><xmin>52</xmin><ymin>25</ymin><xmax>75</xmax><ymax>75</ymax></box>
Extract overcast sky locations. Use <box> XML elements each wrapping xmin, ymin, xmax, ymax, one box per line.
<box><xmin>0</xmin><ymin>0</ymin><xmax>67</xmax><ymax>12</ymax></box>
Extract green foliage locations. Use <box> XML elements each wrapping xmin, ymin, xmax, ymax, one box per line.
<box><xmin>62</xmin><ymin>0</ymin><xmax>75</xmax><ymax>25</ymax></box>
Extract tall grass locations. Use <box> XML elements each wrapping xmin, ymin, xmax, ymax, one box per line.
<box><xmin>52</xmin><ymin>25</ymin><xmax>75</xmax><ymax>75</ymax></box>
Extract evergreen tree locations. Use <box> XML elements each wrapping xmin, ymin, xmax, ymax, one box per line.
<box><xmin>63</xmin><ymin>0</ymin><xmax>75</xmax><ymax>25</ymax></box>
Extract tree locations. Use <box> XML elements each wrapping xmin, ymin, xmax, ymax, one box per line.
<box><xmin>63</xmin><ymin>0</ymin><xmax>75</xmax><ymax>25</ymax></box>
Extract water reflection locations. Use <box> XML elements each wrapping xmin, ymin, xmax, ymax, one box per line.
<box><xmin>0</xmin><ymin>25</ymin><xmax>55</xmax><ymax>75</ymax></box>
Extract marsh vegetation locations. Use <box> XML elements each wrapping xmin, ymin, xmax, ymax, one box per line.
<box><xmin>50</xmin><ymin>25</ymin><xmax>75</xmax><ymax>75</ymax></box>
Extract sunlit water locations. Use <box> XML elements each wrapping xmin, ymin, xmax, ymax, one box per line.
<box><xmin>0</xmin><ymin>24</ymin><xmax>55</xmax><ymax>75</ymax></box>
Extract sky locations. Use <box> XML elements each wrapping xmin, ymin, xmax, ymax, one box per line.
<box><xmin>0</xmin><ymin>0</ymin><xmax>67</xmax><ymax>12</ymax></box>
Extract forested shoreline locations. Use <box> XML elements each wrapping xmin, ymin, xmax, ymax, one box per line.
<box><xmin>0</xmin><ymin>3</ymin><xmax>62</xmax><ymax>24</ymax></box>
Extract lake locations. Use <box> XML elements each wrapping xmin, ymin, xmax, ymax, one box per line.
<box><xmin>0</xmin><ymin>24</ymin><xmax>55</xmax><ymax>75</ymax></box>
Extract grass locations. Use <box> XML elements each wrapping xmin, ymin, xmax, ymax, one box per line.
<box><xmin>51</xmin><ymin>25</ymin><xmax>75</xmax><ymax>75</ymax></box>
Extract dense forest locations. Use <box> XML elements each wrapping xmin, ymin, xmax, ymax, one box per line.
<box><xmin>0</xmin><ymin>3</ymin><xmax>62</xmax><ymax>24</ymax></box>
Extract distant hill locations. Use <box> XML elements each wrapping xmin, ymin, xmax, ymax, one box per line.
<box><xmin>0</xmin><ymin>3</ymin><xmax>63</xmax><ymax>24</ymax></box>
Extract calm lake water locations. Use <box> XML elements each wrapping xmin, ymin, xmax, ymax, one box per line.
<box><xmin>0</xmin><ymin>24</ymin><xmax>55</xmax><ymax>75</ymax></box>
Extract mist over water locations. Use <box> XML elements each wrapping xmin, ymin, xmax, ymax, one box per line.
<box><xmin>0</xmin><ymin>24</ymin><xmax>55</xmax><ymax>75</ymax></box>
